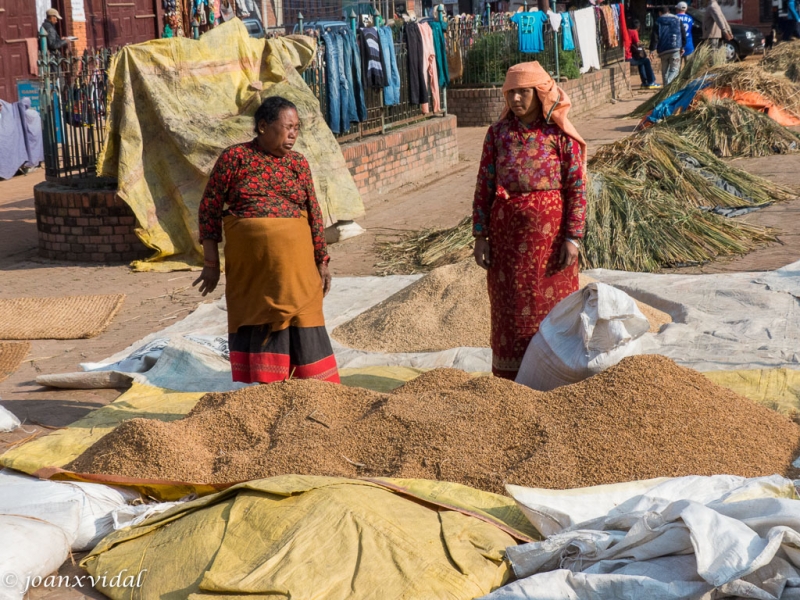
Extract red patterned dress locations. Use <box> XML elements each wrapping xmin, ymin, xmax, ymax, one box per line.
<box><xmin>199</xmin><ymin>140</ymin><xmax>340</xmax><ymax>385</ymax></box>
<box><xmin>473</xmin><ymin>115</ymin><xmax>587</xmax><ymax>380</ymax></box>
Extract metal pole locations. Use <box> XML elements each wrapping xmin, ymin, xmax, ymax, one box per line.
<box><xmin>350</xmin><ymin>9</ymin><xmax>358</xmax><ymax>32</ymax></box>
<box><xmin>298</xmin><ymin>11</ymin><xmax>304</xmax><ymax>32</ymax></box>
<box><xmin>39</xmin><ymin>27</ymin><xmax>48</xmax><ymax>58</ymax></box>
<box><xmin>551</xmin><ymin>0</ymin><xmax>559</xmax><ymax>80</ymax></box>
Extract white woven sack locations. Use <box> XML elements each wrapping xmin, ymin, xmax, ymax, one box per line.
<box><xmin>0</xmin><ymin>405</ymin><xmax>20</xmax><ymax>433</ymax></box>
<box><xmin>0</xmin><ymin>515</ymin><xmax>71</xmax><ymax>600</ymax></box>
<box><xmin>516</xmin><ymin>283</ymin><xmax>650</xmax><ymax>391</ymax></box>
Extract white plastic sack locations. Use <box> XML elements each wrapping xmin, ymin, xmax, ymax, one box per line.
<box><xmin>516</xmin><ymin>283</ymin><xmax>650</xmax><ymax>391</ymax></box>
<box><xmin>481</xmin><ymin>475</ymin><xmax>800</xmax><ymax>600</ymax></box>
<box><xmin>0</xmin><ymin>514</ymin><xmax>71</xmax><ymax>600</ymax></box>
<box><xmin>0</xmin><ymin>469</ymin><xmax>140</xmax><ymax>551</ymax></box>
<box><xmin>0</xmin><ymin>405</ymin><xmax>20</xmax><ymax>432</ymax></box>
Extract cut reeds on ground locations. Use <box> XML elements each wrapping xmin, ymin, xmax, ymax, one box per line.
<box><xmin>581</xmin><ymin>168</ymin><xmax>777</xmax><ymax>272</ymax></box>
<box><xmin>709</xmin><ymin>62</ymin><xmax>800</xmax><ymax>118</ymax></box>
<box><xmin>761</xmin><ymin>40</ymin><xmax>800</xmax><ymax>75</ymax></box>
<box><xmin>589</xmin><ymin>127</ymin><xmax>797</xmax><ymax>208</ymax></box>
<box><xmin>377</xmin><ymin>168</ymin><xmax>780</xmax><ymax>275</ymax></box>
<box><xmin>653</xmin><ymin>97</ymin><xmax>800</xmax><ymax>158</ymax></box>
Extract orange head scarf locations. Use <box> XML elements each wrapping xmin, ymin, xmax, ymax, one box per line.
<box><xmin>500</xmin><ymin>62</ymin><xmax>587</xmax><ymax>163</ymax></box>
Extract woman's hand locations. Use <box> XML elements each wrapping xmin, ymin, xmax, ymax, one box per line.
<box><xmin>559</xmin><ymin>240</ymin><xmax>579</xmax><ymax>270</ymax></box>
<box><xmin>193</xmin><ymin>266</ymin><xmax>220</xmax><ymax>296</ymax></box>
<box><xmin>318</xmin><ymin>262</ymin><xmax>332</xmax><ymax>297</ymax></box>
<box><xmin>474</xmin><ymin>237</ymin><xmax>491</xmax><ymax>270</ymax></box>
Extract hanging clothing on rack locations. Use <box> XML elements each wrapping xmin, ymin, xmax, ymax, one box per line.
<box><xmin>510</xmin><ymin>11</ymin><xmax>549</xmax><ymax>53</ymax></box>
<box><xmin>573</xmin><ymin>7</ymin><xmax>601</xmax><ymax>72</ymax></box>
<box><xmin>569</xmin><ymin>9</ymin><xmax>582</xmax><ymax>57</ymax></box>
<box><xmin>561</xmin><ymin>12</ymin><xmax>575</xmax><ymax>51</ymax></box>
<box><xmin>429</xmin><ymin>21</ymin><xmax>449</xmax><ymax>88</ymax></box>
<box><xmin>418</xmin><ymin>22</ymin><xmax>440</xmax><ymax>113</ymax></box>
<box><xmin>405</xmin><ymin>22</ymin><xmax>429</xmax><ymax>110</ymax></box>
<box><xmin>358</xmin><ymin>27</ymin><xmax>386</xmax><ymax>89</ymax></box>
<box><xmin>342</xmin><ymin>28</ymin><xmax>368</xmax><ymax>122</ymax></box>
<box><xmin>611</xmin><ymin>4</ymin><xmax>621</xmax><ymax>43</ymax></box>
<box><xmin>597</xmin><ymin>5</ymin><xmax>618</xmax><ymax>48</ymax></box>
<box><xmin>336</xmin><ymin>33</ymin><xmax>358</xmax><ymax>127</ymax></box>
<box><xmin>322</xmin><ymin>31</ymin><xmax>346</xmax><ymax>134</ymax></box>
<box><xmin>547</xmin><ymin>10</ymin><xmax>561</xmax><ymax>32</ymax></box>
<box><xmin>378</xmin><ymin>26</ymin><xmax>401</xmax><ymax>106</ymax></box>
<box><xmin>618</xmin><ymin>3</ymin><xmax>631</xmax><ymax>60</ymax></box>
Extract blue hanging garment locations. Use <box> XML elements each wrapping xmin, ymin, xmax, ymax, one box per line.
<box><xmin>560</xmin><ymin>12</ymin><xmax>575</xmax><ymax>51</ymax></box>
<box><xmin>510</xmin><ymin>11</ymin><xmax>549</xmax><ymax>53</ymax></box>
<box><xmin>378</xmin><ymin>26</ymin><xmax>401</xmax><ymax>106</ymax></box>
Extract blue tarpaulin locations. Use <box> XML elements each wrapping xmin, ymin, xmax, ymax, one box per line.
<box><xmin>645</xmin><ymin>76</ymin><xmax>714</xmax><ymax>124</ymax></box>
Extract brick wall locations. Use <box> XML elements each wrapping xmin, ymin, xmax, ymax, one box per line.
<box><xmin>341</xmin><ymin>115</ymin><xmax>459</xmax><ymax>202</ymax></box>
<box><xmin>34</xmin><ymin>183</ymin><xmax>150</xmax><ymax>263</ymax></box>
<box><xmin>447</xmin><ymin>65</ymin><xmax>629</xmax><ymax>127</ymax></box>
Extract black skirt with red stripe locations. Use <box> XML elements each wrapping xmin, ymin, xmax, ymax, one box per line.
<box><xmin>229</xmin><ymin>325</ymin><xmax>340</xmax><ymax>384</ymax></box>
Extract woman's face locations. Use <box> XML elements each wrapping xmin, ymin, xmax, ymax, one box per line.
<box><xmin>508</xmin><ymin>88</ymin><xmax>541</xmax><ymax>120</ymax></box>
<box><xmin>257</xmin><ymin>108</ymin><xmax>300</xmax><ymax>157</ymax></box>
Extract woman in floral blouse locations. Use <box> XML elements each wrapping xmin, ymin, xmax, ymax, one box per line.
<box><xmin>193</xmin><ymin>96</ymin><xmax>339</xmax><ymax>385</ymax></box>
<box><xmin>473</xmin><ymin>62</ymin><xmax>587</xmax><ymax>380</ymax></box>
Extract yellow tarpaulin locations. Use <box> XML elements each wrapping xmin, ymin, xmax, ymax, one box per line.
<box><xmin>82</xmin><ymin>475</ymin><xmax>537</xmax><ymax>600</ymax></box>
<box><xmin>704</xmin><ymin>368</ymin><xmax>800</xmax><ymax>416</ymax></box>
<box><xmin>99</xmin><ymin>19</ymin><xmax>364</xmax><ymax>271</ymax></box>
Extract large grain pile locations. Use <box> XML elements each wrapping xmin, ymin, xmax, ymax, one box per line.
<box><xmin>332</xmin><ymin>261</ymin><xmax>670</xmax><ymax>353</ymax></box>
<box><xmin>67</xmin><ymin>356</ymin><xmax>800</xmax><ymax>493</ymax></box>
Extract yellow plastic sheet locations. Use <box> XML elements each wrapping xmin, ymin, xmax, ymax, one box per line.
<box><xmin>99</xmin><ymin>19</ymin><xmax>364</xmax><ymax>271</ymax></box>
<box><xmin>82</xmin><ymin>475</ymin><xmax>536</xmax><ymax>600</ymax></box>
<box><xmin>704</xmin><ymin>368</ymin><xmax>800</xmax><ymax>416</ymax></box>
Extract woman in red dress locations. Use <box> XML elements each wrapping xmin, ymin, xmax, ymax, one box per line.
<box><xmin>472</xmin><ymin>62</ymin><xmax>587</xmax><ymax>380</ymax></box>
<box><xmin>193</xmin><ymin>96</ymin><xmax>339</xmax><ymax>385</ymax></box>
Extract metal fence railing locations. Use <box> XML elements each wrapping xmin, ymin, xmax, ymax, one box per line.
<box><xmin>447</xmin><ymin>20</ymin><xmax>559</xmax><ymax>87</ymax></box>
<box><xmin>446</xmin><ymin>8</ymin><xmax>625</xmax><ymax>87</ymax></box>
<box><xmin>39</xmin><ymin>48</ymin><xmax>114</xmax><ymax>183</ymax></box>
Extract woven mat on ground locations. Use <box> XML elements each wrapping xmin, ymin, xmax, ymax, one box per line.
<box><xmin>0</xmin><ymin>295</ymin><xmax>125</xmax><ymax>340</ymax></box>
<box><xmin>0</xmin><ymin>342</ymin><xmax>30</xmax><ymax>382</ymax></box>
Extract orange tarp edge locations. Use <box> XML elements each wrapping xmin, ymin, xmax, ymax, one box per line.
<box><xmin>699</xmin><ymin>87</ymin><xmax>800</xmax><ymax>127</ymax></box>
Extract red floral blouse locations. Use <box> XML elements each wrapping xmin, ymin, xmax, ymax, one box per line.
<box><xmin>472</xmin><ymin>116</ymin><xmax>587</xmax><ymax>239</ymax></box>
<box><xmin>199</xmin><ymin>140</ymin><xmax>329</xmax><ymax>265</ymax></box>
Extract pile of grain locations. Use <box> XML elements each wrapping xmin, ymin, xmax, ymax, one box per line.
<box><xmin>67</xmin><ymin>356</ymin><xmax>800</xmax><ymax>493</ymax></box>
<box><xmin>331</xmin><ymin>261</ymin><xmax>671</xmax><ymax>353</ymax></box>
<box><xmin>334</xmin><ymin>260</ymin><xmax>490</xmax><ymax>352</ymax></box>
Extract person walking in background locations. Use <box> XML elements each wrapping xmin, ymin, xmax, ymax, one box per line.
<box><xmin>41</xmin><ymin>9</ymin><xmax>70</xmax><ymax>54</ymax></box>
<box><xmin>629</xmin><ymin>20</ymin><xmax>660</xmax><ymax>89</ymax></box>
<box><xmin>649</xmin><ymin>6</ymin><xmax>686</xmax><ymax>86</ymax></box>
<box><xmin>786</xmin><ymin>0</ymin><xmax>800</xmax><ymax>40</ymax></box>
<box><xmin>472</xmin><ymin>62</ymin><xmax>586</xmax><ymax>381</ymax></box>
<box><xmin>702</xmin><ymin>0</ymin><xmax>733</xmax><ymax>49</ymax></box>
<box><xmin>675</xmin><ymin>2</ymin><xmax>695</xmax><ymax>58</ymax></box>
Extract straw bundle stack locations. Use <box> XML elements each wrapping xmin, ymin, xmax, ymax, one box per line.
<box><xmin>653</xmin><ymin>98</ymin><xmax>800</xmax><ymax>158</ymax></box>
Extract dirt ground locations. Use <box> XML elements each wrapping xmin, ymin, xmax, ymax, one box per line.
<box><xmin>0</xmin><ymin>90</ymin><xmax>799</xmax><ymax>598</ymax></box>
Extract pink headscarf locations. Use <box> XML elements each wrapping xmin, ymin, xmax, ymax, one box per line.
<box><xmin>500</xmin><ymin>62</ymin><xmax>587</xmax><ymax>163</ymax></box>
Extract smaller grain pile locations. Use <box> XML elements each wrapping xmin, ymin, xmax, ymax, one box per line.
<box><xmin>334</xmin><ymin>260</ymin><xmax>491</xmax><ymax>352</ymax></box>
<box><xmin>67</xmin><ymin>356</ymin><xmax>800</xmax><ymax>493</ymax></box>
<box><xmin>332</xmin><ymin>261</ymin><xmax>670</xmax><ymax>353</ymax></box>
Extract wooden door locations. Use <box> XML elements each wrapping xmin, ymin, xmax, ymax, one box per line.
<box><xmin>84</xmin><ymin>0</ymin><xmax>108</xmax><ymax>48</ymax></box>
<box><xmin>105</xmin><ymin>0</ymin><xmax>157</xmax><ymax>47</ymax></box>
<box><xmin>132</xmin><ymin>0</ymin><xmax>158</xmax><ymax>42</ymax></box>
<box><xmin>0</xmin><ymin>0</ymin><xmax>39</xmax><ymax>101</ymax></box>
